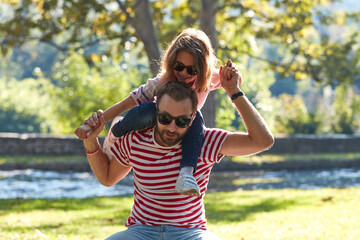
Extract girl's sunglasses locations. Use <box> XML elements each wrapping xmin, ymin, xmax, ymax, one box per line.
<box><xmin>173</xmin><ymin>61</ymin><xmax>198</xmax><ymax>75</ymax></box>
<box><xmin>157</xmin><ymin>112</ymin><xmax>193</xmax><ymax>128</ymax></box>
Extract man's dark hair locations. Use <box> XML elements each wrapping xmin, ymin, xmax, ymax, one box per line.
<box><xmin>156</xmin><ymin>81</ymin><xmax>198</xmax><ymax>112</ymax></box>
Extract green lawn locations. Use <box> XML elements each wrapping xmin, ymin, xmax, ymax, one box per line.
<box><xmin>1</xmin><ymin>188</ymin><xmax>359</xmax><ymax>240</ymax></box>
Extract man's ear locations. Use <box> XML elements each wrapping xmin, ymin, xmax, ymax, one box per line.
<box><xmin>189</xmin><ymin>111</ymin><xmax>196</xmax><ymax>127</ymax></box>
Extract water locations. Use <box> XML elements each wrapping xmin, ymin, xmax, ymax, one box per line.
<box><xmin>208</xmin><ymin>168</ymin><xmax>360</xmax><ymax>192</ymax></box>
<box><xmin>1</xmin><ymin>168</ymin><xmax>360</xmax><ymax>199</ymax></box>
<box><xmin>0</xmin><ymin>169</ymin><xmax>134</xmax><ymax>199</ymax></box>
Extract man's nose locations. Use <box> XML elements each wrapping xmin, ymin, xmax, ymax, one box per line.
<box><xmin>167</xmin><ymin>120</ymin><xmax>178</xmax><ymax>131</ymax></box>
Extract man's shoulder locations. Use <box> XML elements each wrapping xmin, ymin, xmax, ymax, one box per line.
<box><xmin>202</xmin><ymin>128</ymin><xmax>229</xmax><ymax>146</ymax></box>
<box><xmin>203</xmin><ymin>127</ymin><xmax>229</xmax><ymax>137</ymax></box>
<box><xmin>130</xmin><ymin>126</ymin><xmax>155</xmax><ymax>144</ymax></box>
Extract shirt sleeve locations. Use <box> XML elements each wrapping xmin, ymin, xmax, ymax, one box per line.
<box><xmin>200</xmin><ymin>128</ymin><xmax>229</xmax><ymax>164</ymax></box>
<box><xmin>110</xmin><ymin>133</ymin><xmax>133</xmax><ymax>167</ymax></box>
<box><xmin>130</xmin><ymin>75</ymin><xmax>167</xmax><ymax>105</ymax></box>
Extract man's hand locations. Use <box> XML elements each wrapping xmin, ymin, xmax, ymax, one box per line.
<box><xmin>74</xmin><ymin>124</ymin><xmax>92</xmax><ymax>140</ymax></box>
<box><xmin>225</xmin><ymin>59</ymin><xmax>243</xmax><ymax>87</ymax></box>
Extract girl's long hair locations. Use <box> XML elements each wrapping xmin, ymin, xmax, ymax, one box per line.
<box><xmin>159</xmin><ymin>28</ymin><xmax>218</xmax><ymax>93</ymax></box>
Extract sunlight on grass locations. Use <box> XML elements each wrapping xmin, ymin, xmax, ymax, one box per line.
<box><xmin>0</xmin><ymin>155</ymin><xmax>88</xmax><ymax>164</ymax></box>
<box><xmin>1</xmin><ymin>188</ymin><xmax>359</xmax><ymax>239</ymax></box>
<box><xmin>231</xmin><ymin>152</ymin><xmax>360</xmax><ymax>164</ymax></box>
<box><xmin>232</xmin><ymin>177</ymin><xmax>284</xmax><ymax>186</ymax></box>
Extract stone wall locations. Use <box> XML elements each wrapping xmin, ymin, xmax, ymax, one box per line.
<box><xmin>0</xmin><ymin>133</ymin><xmax>359</xmax><ymax>155</ymax></box>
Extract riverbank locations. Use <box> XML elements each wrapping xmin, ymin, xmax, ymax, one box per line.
<box><xmin>1</xmin><ymin>153</ymin><xmax>360</xmax><ymax>172</ymax></box>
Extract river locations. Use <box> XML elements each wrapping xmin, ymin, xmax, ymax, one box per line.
<box><xmin>1</xmin><ymin>168</ymin><xmax>359</xmax><ymax>199</ymax></box>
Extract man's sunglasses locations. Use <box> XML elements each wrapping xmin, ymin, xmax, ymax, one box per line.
<box><xmin>157</xmin><ymin>112</ymin><xmax>193</xmax><ymax>128</ymax></box>
<box><xmin>173</xmin><ymin>61</ymin><xmax>198</xmax><ymax>76</ymax></box>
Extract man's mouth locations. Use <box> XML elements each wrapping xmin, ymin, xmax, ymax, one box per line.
<box><xmin>164</xmin><ymin>131</ymin><xmax>177</xmax><ymax>139</ymax></box>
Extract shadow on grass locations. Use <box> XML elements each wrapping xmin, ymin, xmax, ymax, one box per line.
<box><xmin>2</xmin><ymin>191</ymin><xmax>306</xmax><ymax>226</ymax></box>
<box><xmin>204</xmin><ymin>191</ymin><xmax>303</xmax><ymax>223</ymax></box>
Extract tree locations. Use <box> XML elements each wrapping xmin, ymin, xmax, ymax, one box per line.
<box><xmin>1</xmin><ymin>0</ymin><xmax>359</xmax><ymax>127</ymax></box>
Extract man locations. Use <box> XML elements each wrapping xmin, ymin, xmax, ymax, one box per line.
<box><xmin>82</xmin><ymin>65</ymin><xmax>274</xmax><ymax>239</ymax></box>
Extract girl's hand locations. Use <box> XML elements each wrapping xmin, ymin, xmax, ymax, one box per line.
<box><xmin>75</xmin><ymin>110</ymin><xmax>104</xmax><ymax>139</ymax></box>
<box><xmin>84</xmin><ymin>110</ymin><xmax>104</xmax><ymax>127</ymax></box>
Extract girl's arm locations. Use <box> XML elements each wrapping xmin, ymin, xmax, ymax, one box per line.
<box><xmin>74</xmin><ymin>96</ymin><xmax>136</xmax><ymax>139</ymax></box>
<box><xmin>75</xmin><ymin>76</ymin><xmax>165</xmax><ymax>139</ymax></box>
<box><xmin>102</xmin><ymin>96</ymin><xmax>136</xmax><ymax>123</ymax></box>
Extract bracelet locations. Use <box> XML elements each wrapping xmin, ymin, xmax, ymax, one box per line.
<box><xmin>230</xmin><ymin>91</ymin><xmax>244</xmax><ymax>101</ymax></box>
<box><xmin>85</xmin><ymin>144</ymin><xmax>101</xmax><ymax>155</ymax></box>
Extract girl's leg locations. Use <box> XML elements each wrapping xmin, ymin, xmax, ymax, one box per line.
<box><xmin>175</xmin><ymin>110</ymin><xmax>205</xmax><ymax>197</ymax></box>
<box><xmin>181</xmin><ymin>110</ymin><xmax>205</xmax><ymax>171</ymax></box>
<box><xmin>111</xmin><ymin>101</ymin><xmax>157</xmax><ymax>137</ymax></box>
<box><xmin>103</xmin><ymin>102</ymin><xmax>156</xmax><ymax>160</ymax></box>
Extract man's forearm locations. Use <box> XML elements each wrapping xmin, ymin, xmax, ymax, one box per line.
<box><xmin>229</xmin><ymin>88</ymin><xmax>274</xmax><ymax>147</ymax></box>
<box><xmin>83</xmin><ymin>138</ymin><xmax>112</xmax><ymax>185</ymax></box>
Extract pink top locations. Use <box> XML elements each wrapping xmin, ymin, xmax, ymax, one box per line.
<box><xmin>130</xmin><ymin>70</ymin><xmax>222</xmax><ymax>109</ymax></box>
<box><xmin>110</xmin><ymin>126</ymin><xmax>229</xmax><ymax>230</ymax></box>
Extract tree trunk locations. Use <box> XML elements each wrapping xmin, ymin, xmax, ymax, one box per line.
<box><xmin>119</xmin><ymin>0</ymin><xmax>161</xmax><ymax>76</ymax></box>
<box><xmin>133</xmin><ymin>0</ymin><xmax>161</xmax><ymax>76</ymax></box>
<box><xmin>200</xmin><ymin>0</ymin><xmax>217</xmax><ymax>127</ymax></box>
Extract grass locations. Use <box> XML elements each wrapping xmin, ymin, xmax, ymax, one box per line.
<box><xmin>0</xmin><ymin>155</ymin><xmax>88</xmax><ymax>164</ymax></box>
<box><xmin>1</xmin><ymin>188</ymin><xmax>360</xmax><ymax>240</ymax></box>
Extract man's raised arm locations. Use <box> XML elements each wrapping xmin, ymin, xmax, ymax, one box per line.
<box><xmin>82</xmin><ymin>116</ymin><xmax>132</xmax><ymax>187</ymax></box>
<box><xmin>218</xmin><ymin>64</ymin><xmax>274</xmax><ymax>156</ymax></box>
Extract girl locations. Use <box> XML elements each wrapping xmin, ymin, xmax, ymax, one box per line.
<box><xmin>75</xmin><ymin>28</ymin><xmax>241</xmax><ymax>196</ymax></box>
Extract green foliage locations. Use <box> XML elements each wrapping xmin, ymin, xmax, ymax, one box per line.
<box><xmin>216</xmin><ymin>58</ymin><xmax>279</xmax><ymax>133</ymax></box>
<box><xmin>214</xmin><ymin>0</ymin><xmax>360</xmax><ymax>86</ymax></box>
<box><xmin>48</xmin><ymin>52</ymin><xmax>149</xmax><ymax>134</ymax></box>
<box><xmin>0</xmin><ymin>76</ymin><xmax>54</xmax><ymax>133</ymax></box>
<box><xmin>330</xmin><ymin>85</ymin><xmax>360</xmax><ymax>134</ymax></box>
<box><xmin>1</xmin><ymin>0</ymin><xmax>359</xmax><ymax>134</ymax></box>
<box><xmin>274</xmin><ymin>93</ymin><xmax>321</xmax><ymax>134</ymax></box>
<box><xmin>1</xmin><ymin>0</ymin><xmax>359</xmax><ymax>85</ymax></box>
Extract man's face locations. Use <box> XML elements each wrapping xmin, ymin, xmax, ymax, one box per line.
<box><xmin>154</xmin><ymin>94</ymin><xmax>195</xmax><ymax>147</ymax></box>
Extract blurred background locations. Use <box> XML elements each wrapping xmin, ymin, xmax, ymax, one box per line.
<box><xmin>0</xmin><ymin>0</ymin><xmax>359</xmax><ymax>135</ymax></box>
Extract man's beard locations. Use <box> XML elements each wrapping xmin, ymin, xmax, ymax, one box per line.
<box><xmin>155</xmin><ymin>124</ymin><xmax>187</xmax><ymax>147</ymax></box>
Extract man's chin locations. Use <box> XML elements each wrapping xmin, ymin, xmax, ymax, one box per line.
<box><xmin>162</xmin><ymin>138</ymin><xmax>180</xmax><ymax>146</ymax></box>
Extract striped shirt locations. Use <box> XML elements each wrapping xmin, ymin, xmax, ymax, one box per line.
<box><xmin>130</xmin><ymin>70</ymin><xmax>222</xmax><ymax>109</ymax></box>
<box><xmin>110</xmin><ymin>126</ymin><xmax>229</xmax><ymax>230</ymax></box>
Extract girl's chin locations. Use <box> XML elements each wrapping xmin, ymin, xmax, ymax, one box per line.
<box><xmin>177</xmin><ymin>75</ymin><xmax>196</xmax><ymax>83</ymax></box>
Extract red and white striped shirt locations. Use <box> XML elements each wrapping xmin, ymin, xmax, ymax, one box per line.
<box><xmin>110</xmin><ymin>126</ymin><xmax>229</xmax><ymax>230</ymax></box>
